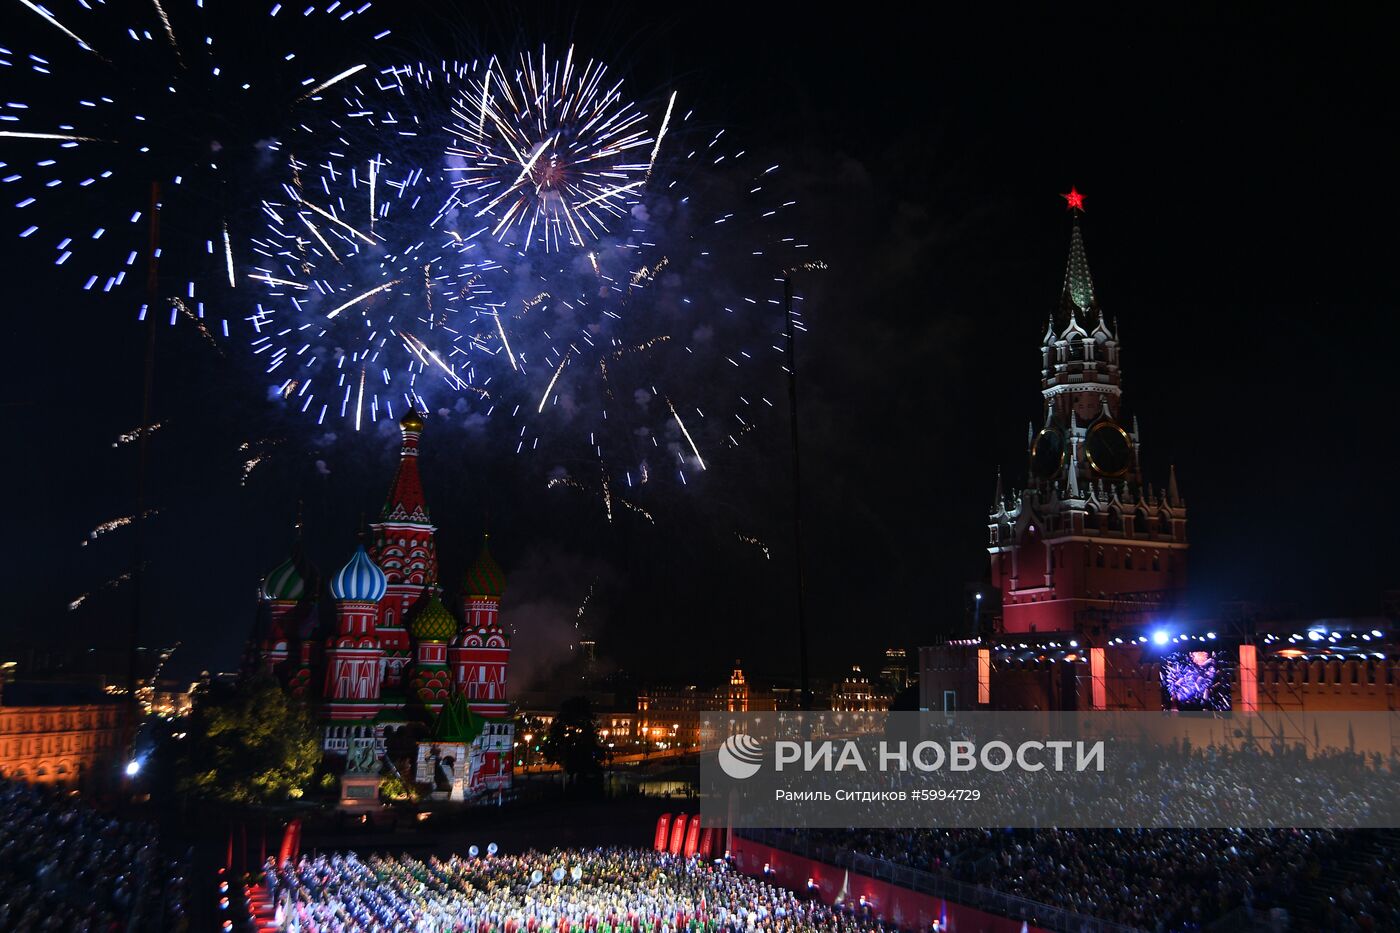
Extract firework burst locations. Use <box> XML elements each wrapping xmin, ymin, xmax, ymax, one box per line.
<box><xmin>2</xmin><ymin>0</ymin><xmax>389</xmax><ymax>334</ymax></box>
<box><xmin>445</xmin><ymin>47</ymin><xmax>668</xmax><ymax>253</ymax></box>
<box><xmin>248</xmin><ymin>127</ymin><xmax>500</xmax><ymax>428</ymax></box>
<box><xmin>252</xmin><ymin>51</ymin><xmax>813</xmax><ymax>511</ymax></box>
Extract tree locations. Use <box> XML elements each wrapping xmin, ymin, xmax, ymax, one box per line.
<box><xmin>541</xmin><ymin>696</ymin><xmax>605</xmax><ymax>778</ymax></box>
<box><xmin>177</xmin><ymin>677</ymin><xmax>322</xmax><ymax>805</ymax></box>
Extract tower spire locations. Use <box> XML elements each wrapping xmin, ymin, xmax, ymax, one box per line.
<box><xmin>1058</xmin><ymin>188</ymin><xmax>1098</xmax><ymax>326</ymax></box>
<box><xmin>1062</xmin><ymin>215</ymin><xmax>1096</xmax><ymax>316</ymax></box>
<box><xmin>382</xmin><ymin>407</ymin><xmax>430</xmax><ymax>523</ymax></box>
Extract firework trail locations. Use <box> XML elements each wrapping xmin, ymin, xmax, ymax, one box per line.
<box><xmin>68</xmin><ymin>570</ymin><xmax>135</xmax><ymax>612</ymax></box>
<box><xmin>2</xmin><ymin>0</ymin><xmax>390</xmax><ymax>336</ymax></box>
<box><xmin>737</xmin><ymin>533</ymin><xmax>772</xmax><ymax>560</ymax></box>
<box><xmin>547</xmin><ymin>460</ymin><xmax>654</xmax><ymax>524</ymax></box>
<box><xmin>80</xmin><ymin>508</ymin><xmax>160</xmax><ymax>547</ymax></box>
<box><xmin>113</xmin><ymin>422</ymin><xmax>163</xmax><ymax>446</ymax></box>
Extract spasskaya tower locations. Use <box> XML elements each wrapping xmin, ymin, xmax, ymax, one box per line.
<box><xmin>987</xmin><ymin>189</ymin><xmax>1187</xmax><ymax>634</ymax></box>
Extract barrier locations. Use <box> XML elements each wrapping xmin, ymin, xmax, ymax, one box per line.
<box><xmin>731</xmin><ymin>834</ymin><xmax>1054</xmax><ymax>933</ymax></box>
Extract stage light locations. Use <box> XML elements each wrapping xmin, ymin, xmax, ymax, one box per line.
<box><xmin>1206</xmin><ymin>632</ymin><xmax>1217</xmax><ymax>640</ymax></box>
<box><xmin>1307</xmin><ymin>631</ymin><xmax>1323</xmax><ymax>642</ymax></box>
<box><xmin>124</xmin><ymin>759</ymin><xmax>141</xmax><ymax>777</ymax></box>
<box><xmin>1152</xmin><ymin>630</ymin><xmax>1170</xmax><ymax>646</ymax></box>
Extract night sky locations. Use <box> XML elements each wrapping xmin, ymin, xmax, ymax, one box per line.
<box><xmin>6</xmin><ymin>4</ymin><xmax>1398</xmax><ymax>687</ymax></box>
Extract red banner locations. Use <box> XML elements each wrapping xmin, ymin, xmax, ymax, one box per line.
<box><xmin>653</xmin><ymin>814</ymin><xmax>671</xmax><ymax>852</ymax></box>
<box><xmin>667</xmin><ymin>813</ymin><xmax>688</xmax><ymax>854</ymax></box>
<box><xmin>278</xmin><ymin>818</ymin><xmax>303</xmax><ymax>866</ymax></box>
<box><xmin>697</xmin><ymin>827</ymin><xmax>714</xmax><ymax>860</ymax></box>
<box><xmin>683</xmin><ymin>815</ymin><xmax>702</xmax><ymax>858</ymax></box>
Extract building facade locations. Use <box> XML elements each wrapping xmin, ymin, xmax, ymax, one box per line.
<box><xmin>248</xmin><ymin>410</ymin><xmax>513</xmax><ymax>798</ymax></box>
<box><xmin>831</xmin><ymin>665</ymin><xmax>893</xmax><ymax>712</ymax></box>
<box><xmin>0</xmin><ymin>684</ymin><xmax>124</xmax><ymax>790</ymax></box>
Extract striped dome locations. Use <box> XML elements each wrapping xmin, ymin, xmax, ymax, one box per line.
<box><xmin>464</xmin><ymin>538</ymin><xmax>506</xmax><ymax>598</ymax></box>
<box><xmin>261</xmin><ymin>556</ymin><xmax>306</xmax><ymax>601</ymax></box>
<box><xmin>330</xmin><ymin>546</ymin><xmax>388</xmax><ymax>603</ymax></box>
<box><xmin>410</xmin><ymin>595</ymin><xmax>457</xmax><ymax>642</ymax></box>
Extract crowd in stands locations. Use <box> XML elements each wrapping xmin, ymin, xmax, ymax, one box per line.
<box><xmin>1315</xmin><ymin>835</ymin><xmax>1400</xmax><ymax>932</ymax></box>
<box><xmin>0</xmin><ymin>779</ymin><xmax>188</xmax><ymax>932</ymax></box>
<box><xmin>260</xmin><ymin>848</ymin><xmax>889</xmax><ymax>933</ymax></box>
<box><xmin>790</xmin><ymin>826</ymin><xmax>1342</xmax><ymax>931</ymax></box>
<box><xmin>736</xmin><ymin>740</ymin><xmax>1399</xmax><ymax>930</ymax></box>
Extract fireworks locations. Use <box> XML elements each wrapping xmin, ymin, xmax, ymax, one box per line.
<box><xmin>3</xmin><ymin>0</ymin><xmax>389</xmax><ymax>334</ymax></box>
<box><xmin>248</xmin><ymin>129</ymin><xmax>500</xmax><ymax>427</ymax></box>
<box><xmin>113</xmin><ymin>422</ymin><xmax>163</xmax><ymax>447</ymax></box>
<box><xmin>737</xmin><ymin>533</ymin><xmax>771</xmax><ymax>560</ymax></box>
<box><xmin>250</xmin><ymin>49</ymin><xmax>812</xmax><ymax>512</ymax></box>
<box><xmin>445</xmin><ymin>48</ymin><xmax>666</xmax><ymax>253</ymax></box>
<box><xmin>68</xmin><ymin>570</ymin><xmax>134</xmax><ymax>612</ymax></box>
<box><xmin>81</xmin><ymin>509</ymin><xmax>160</xmax><ymax>547</ymax></box>
<box><xmin>1160</xmin><ymin>650</ymin><xmax>1230</xmax><ymax>710</ymax></box>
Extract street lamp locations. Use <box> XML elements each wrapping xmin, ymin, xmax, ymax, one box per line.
<box><xmin>782</xmin><ymin>261</ymin><xmax>825</xmax><ymax>710</ymax></box>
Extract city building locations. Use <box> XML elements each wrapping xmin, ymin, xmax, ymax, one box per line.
<box><xmin>880</xmin><ymin>648</ymin><xmax>910</xmax><ymax>690</ymax></box>
<box><xmin>830</xmin><ymin>665</ymin><xmax>892</xmax><ymax>712</ymax></box>
<box><xmin>920</xmin><ymin>198</ymin><xmax>1400</xmax><ymax>714</ymax></box>
<box><xmin>247</xmin><ymin>410</ymin><xmax>513</xmax><ymax>798</ymax></box>
<box><xmin>632</xmin><ymin>663</ymin><xmax>794</xmax><ymax>749</ymax></box>
<box><xmin>0</xmin><ymin>682</ymin><xmax>124</xmax><ymax>790</ymax></box>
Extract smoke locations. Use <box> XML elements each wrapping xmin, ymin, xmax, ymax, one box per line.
<box><xmin>501</xmin><ymin>546</ymin><xmax>617</xmax><ymax>691</ymax></box>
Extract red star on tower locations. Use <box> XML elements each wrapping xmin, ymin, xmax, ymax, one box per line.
<box><xmin>1062</xmin><ymin>186</ymin><xmax>1086</xmax><ymax>212</ymax></box>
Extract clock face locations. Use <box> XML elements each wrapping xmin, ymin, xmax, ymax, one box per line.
<box><xmin>1030</xmin><ymin>427</ymin><xmax>1066</xmax><ymax>480</ymax></box>
<box><xmin>1084</xmin><ymin>420</ymin><xmax>1133</xmax><ymax>477</ymax></box>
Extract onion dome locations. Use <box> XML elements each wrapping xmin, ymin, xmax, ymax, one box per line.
<box><xmin>261</xmin><ymin>555</ymin><xmax>307</xmax><ymax>601</ymax></box>
<box><xmin>400</xmin><ymin>406</ymin><xmax>425</xmax><ymax>433</ymax></box>
<box><xmin>464</xmin><ymin>537</ymin><xmax>506</xmax><ymax>599</ymax></box>
<box><xmin>330</xmin><ymin>545</ymin><xmax>388</xmax><ymax>603</ymax></box>
<box><xmin>410</xmin><ymin>594</ymin><xmax>457</xmax><ymax>643</ymax></box>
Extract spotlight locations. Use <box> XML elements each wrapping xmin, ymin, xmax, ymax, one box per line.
<box><xmin>124</xmin><ymin>760</ymin><xmax>141</xmax><ymax>777</ymax></box>
<box><xmin>1152</xmin><ymin>630</ymin><xmax>1170</xmax><ymax>646</ymax></box>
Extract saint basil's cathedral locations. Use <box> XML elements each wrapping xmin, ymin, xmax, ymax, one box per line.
<box><xmin>246</xmin><ymin>409</ymin><xmax>513</xmax><ymax>797</ymax></box>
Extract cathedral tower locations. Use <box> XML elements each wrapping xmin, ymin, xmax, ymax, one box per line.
<box><xmin>370</xmin><ymin>408</ymin><xmax>438</xmax><ymax>690</ymax></box>
<box><xmin>988</xmin><ymin>190</ymin><xmax>1187</xmax><ymax>634</ymax></box>
<box><xmin>322</xmin><ymin>546</ymin><xmax>388</xmax><ymax>719</ymax></box>
<box><xmin>449</xmin><ymin>537</ymin><xmax>511</xmax><ymax>717</ymax></box>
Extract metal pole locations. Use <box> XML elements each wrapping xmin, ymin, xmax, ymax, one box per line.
<box><xmin>783</xmin><ymin>276</ymin><xmax>811</xmax><ymax>711</ymax></box>
<box><xmin>129</xmin><ymin>181</ymin><xmax>160</xmax><ymax>733</ymax></box>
